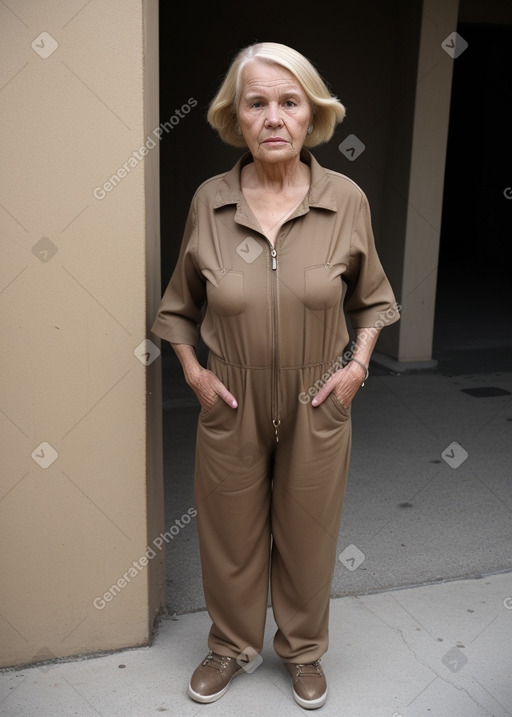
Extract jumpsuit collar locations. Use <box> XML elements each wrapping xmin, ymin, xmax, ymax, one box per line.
<box><xmin>212</xmin><ymin>149</ymin><xmax>338</xmax><ymax>231</ymax></box>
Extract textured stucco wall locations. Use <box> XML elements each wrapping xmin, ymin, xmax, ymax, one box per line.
<box><xmin>0</xmin><ymin>0</ymin><xmax>164</xmax><ymax>668</ymax></box>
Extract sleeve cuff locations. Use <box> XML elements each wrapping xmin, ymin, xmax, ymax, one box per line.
<box><xmin>150</xmin><ymin>317</ymin><xmax>200</xmax><ymax>347</ymax></box>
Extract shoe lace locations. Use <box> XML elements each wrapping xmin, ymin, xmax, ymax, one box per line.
<box><xmin>295</xmin><ymin>660</ymin><xmax>322</xmax><ymax>677</ymax></box>
<box><xmin>202</xmin><ymin>650</ymin><xmax>233</xmax><ymax>671</ymax></box>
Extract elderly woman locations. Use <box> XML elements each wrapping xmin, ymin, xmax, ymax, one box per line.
<box><xmin>152</xmin><ymin>42</ymin><xmax>399</xmax><ymax>710</ymax></box>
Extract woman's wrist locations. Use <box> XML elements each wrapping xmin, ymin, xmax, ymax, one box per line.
<box><xmin>347</xmin><ymin>357</ymin><xmax>369</xmax><ymax>386</ymax></box>
<box><xmin>170</xmin><ymin>342</ymin><xmax>203</xmax><ymax>386</ymax></box>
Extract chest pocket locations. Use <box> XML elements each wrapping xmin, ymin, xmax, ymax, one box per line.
<box><xmin>206</xmin><ymin>269</ymin><xmax>245</xmax><ymax>317</ymax></box>
<box><xmin>304</xmin><ymin>264</ymin><xmax>343</xmax><ymax>311</ymax></box>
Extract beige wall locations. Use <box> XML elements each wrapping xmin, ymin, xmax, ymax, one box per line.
<box><xmin>377</xmin><ymin>0</ymin><xmax>459</xmax><ymax>364</ymax></box>
<box><xmin>0</xmin><ymin>0</ymin><xmax>164</xmax><ymax>668</ymax></box>
<box><xmin>398</xmin><ymin>0</ymin><xmax>460</xmax><ymax>362</ymax></box>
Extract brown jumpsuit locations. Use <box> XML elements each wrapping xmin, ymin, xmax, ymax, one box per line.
<box><xmin>151</xmin><ymin>150</ymin><xmax>399</xmax><ymax>664</ymax></box>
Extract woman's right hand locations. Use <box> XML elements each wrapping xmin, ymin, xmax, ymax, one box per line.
<box><xmin>186</xmin><ymin>367</ymin><xmax>238</xmax><ymax>411</ymax></box>
<box><xmin>170</xmin><ymin>343</ymin><xmax>238</xmax><ymax>411</ymax></box>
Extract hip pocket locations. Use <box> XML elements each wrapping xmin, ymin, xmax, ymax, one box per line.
<box><xmin>328</xmin><ymin>391</ymin><xmax>351</xmax><ymax>418</ymax></box>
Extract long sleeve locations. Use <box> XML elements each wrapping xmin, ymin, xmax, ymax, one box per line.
<box><xmin>343</xmin><ymin>193</ymin><xmax>400</xmax><ymax>328</ymax></box>
<box><xmin>151</xmin><ymin>198</ymin><xmax>206</xmax><ymax>346</ymax></box>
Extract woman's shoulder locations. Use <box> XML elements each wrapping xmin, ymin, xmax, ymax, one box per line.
<box><xmin>310</xmin><ymin>152</ymin><xmax>367</xmax><ymax>203</ymax></box>
<box><xmin>192</xmin><ymin>170</ymin><xmax>230</xmax><ymax>198</ymax></box>
<box><xmin>323</xmin><ymin>166</ymin><xmax>367</xmax><ymax>200</ymax></box>
<box><xmin>188</xmin><ymin>164</ymin><xmax>243</xmax><ymax>212</ymax></box>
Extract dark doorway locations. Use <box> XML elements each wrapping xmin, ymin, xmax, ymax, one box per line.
<box><xmin>433</xmin><ymin>22</ymin><xmax>512</xmax><ymax>375</ymax></box>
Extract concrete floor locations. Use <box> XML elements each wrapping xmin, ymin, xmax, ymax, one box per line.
<box><xmin>1</xmin><ymin>572</ymin><xmax>511</xmax><ymax>716</ymax></box>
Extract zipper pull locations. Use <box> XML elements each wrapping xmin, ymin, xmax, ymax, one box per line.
<box><xmin>271</xmin><ymin>248</ymin><xmax>277</xmax><ymax>271</ymax></box>
<box><xmin>272</xmin><ymin>418</ymin><xmax>281</xmax><ymax>443</ymax></box>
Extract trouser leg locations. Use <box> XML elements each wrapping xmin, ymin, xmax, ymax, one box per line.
<box><xmin>270</xmin><ymin>394</ymin><xmax>352</xmax><ymax>663</ymax></box>
<box><xmin>193</xmin><ymin>367</ymin><xmax>273</xmax><ymax>658</ymax></box>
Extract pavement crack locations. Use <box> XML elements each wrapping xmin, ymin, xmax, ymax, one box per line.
<box><xmin>357</xmin><ymin>597</ymin><xmax>497</xmax><ymax>715</ymax></box>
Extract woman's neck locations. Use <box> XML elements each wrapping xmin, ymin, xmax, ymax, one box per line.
<box><xmin>242</xmin><ymin>156</ymin><xmax>310</xmax><ymax>192</ymax></box>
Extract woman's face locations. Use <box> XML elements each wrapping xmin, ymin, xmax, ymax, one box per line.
<box><xmin>237</xmin><ymin>60</ymin><xmax>313</xmax><ymax>164</ymax></box>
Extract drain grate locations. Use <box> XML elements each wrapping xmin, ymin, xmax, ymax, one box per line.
<box><xmin>461</xmin><ymin>387</ymin><xmax>511</xmax><ymax>397</ymax></box>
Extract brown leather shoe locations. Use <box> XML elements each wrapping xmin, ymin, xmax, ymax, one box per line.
<box><xmin>284</xmin><ymin>660</ymin><xmax>328</xmax><ymax>709</ymax></box>
<box><xmin>188</xmin><ymin>650</ymin><xmax>244</xmax><ymax>703</ymax></box>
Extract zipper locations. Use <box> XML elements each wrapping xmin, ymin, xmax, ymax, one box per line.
<box><xmin>269</xmin><ymin>243</ymin><xmax>280</xmax><ymax>442</ymax></box>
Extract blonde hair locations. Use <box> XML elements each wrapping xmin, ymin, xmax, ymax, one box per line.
<box><xmin>207</xmin><ymin>42</ymin><xmax>346</xmax><ymax>148</ymax></box>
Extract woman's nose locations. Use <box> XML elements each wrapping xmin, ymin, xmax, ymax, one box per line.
<box><xmin>265</xmin><ymin>103</ymin><xmax>283</xmax><ymax>126</ymax></box>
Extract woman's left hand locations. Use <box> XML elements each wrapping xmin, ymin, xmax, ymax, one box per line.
<box><xmin>311</xmin><ymin>361</ymin><xmax>367</xmax><ymax>410</ymax></box>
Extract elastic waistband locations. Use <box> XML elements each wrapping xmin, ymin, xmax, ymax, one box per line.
<box><xmin>208</xmin><ymin>352</ymin><xmax>346</xmax><ymax>372</ymax></box>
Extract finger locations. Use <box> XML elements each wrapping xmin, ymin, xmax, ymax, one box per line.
<box><xmin>311</xmin><ymin>376</ymin><xmax>338</xmax><ymax>407</ymax></box>
<box><xmin>212</xmin><ymin>377</ymin><xmax>238</xmax><ymax>409</ymax></box>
